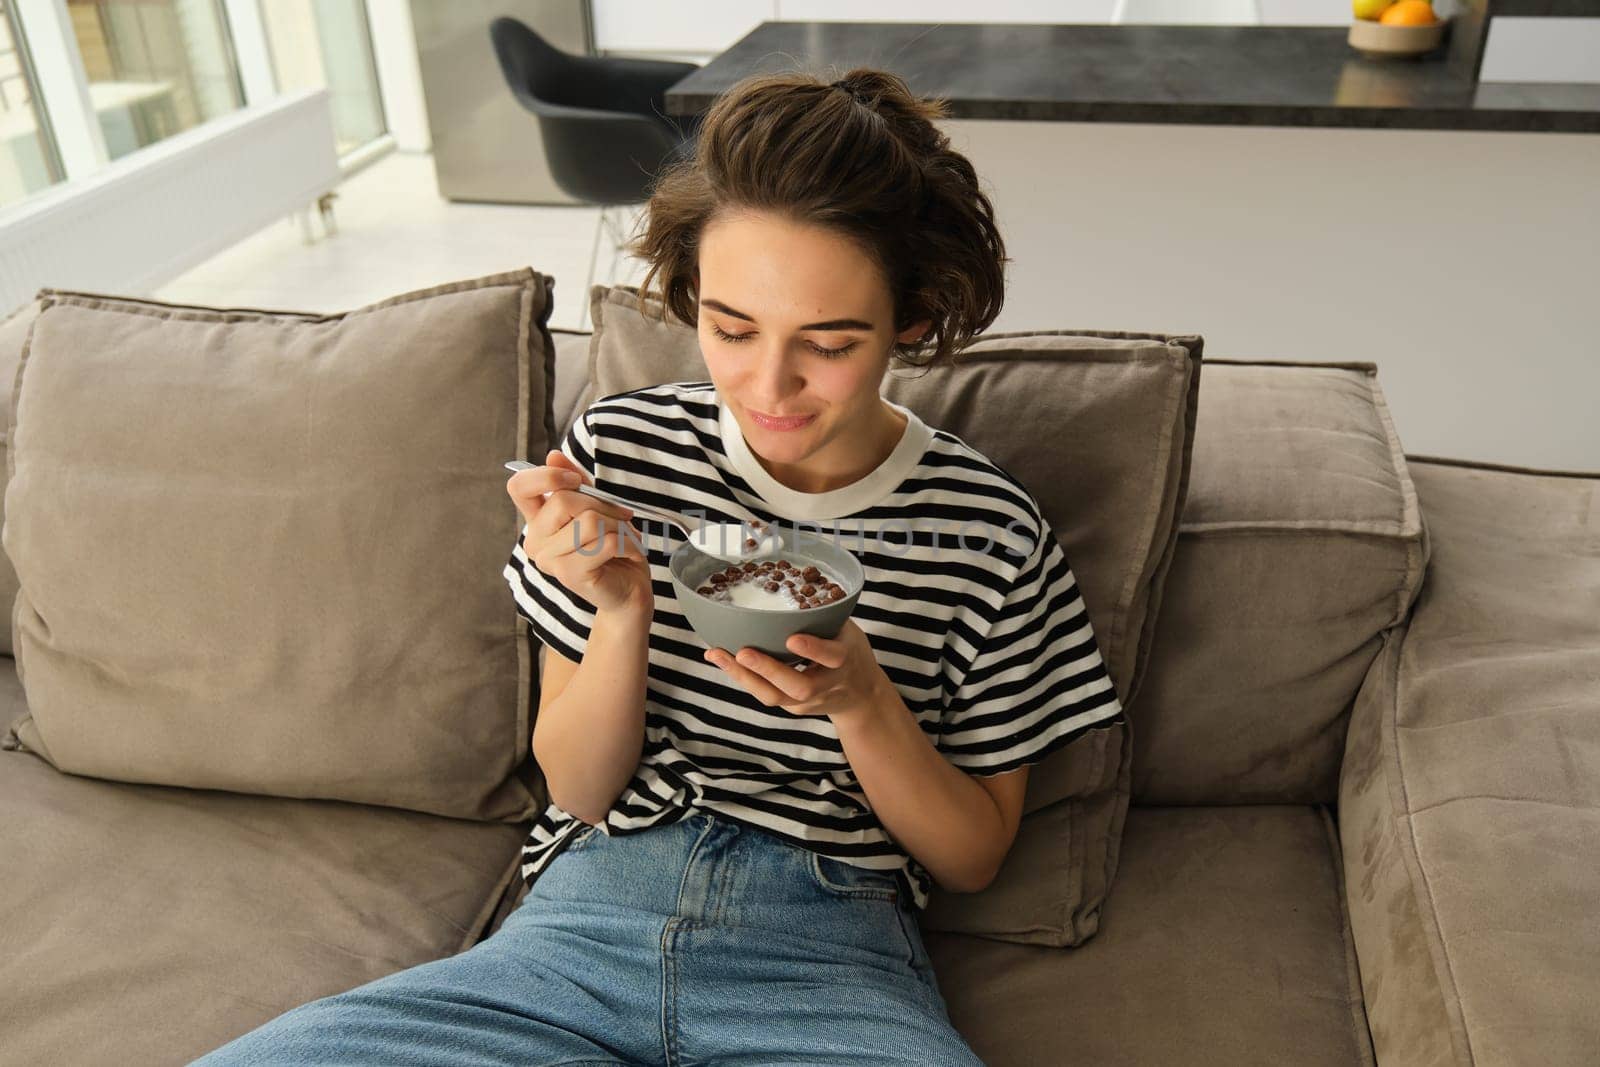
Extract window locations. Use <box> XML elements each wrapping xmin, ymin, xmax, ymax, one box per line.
<box><xmin>64</xmin><ymin>0</ymin><xmax>243</xmax><ymax>160</ymax></box>
<box><xmin>0</xmin><ymin>0</ymin><xmax>61</xmax><ymax>207</ymax></box>
<box><xmin>260</xmin><ymin>0</ymin><xmax>384</xmax><ymax>156</ymax></box>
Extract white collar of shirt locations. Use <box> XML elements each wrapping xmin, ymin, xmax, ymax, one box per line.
<box><xmin>717</xmin><ymin>396</ymin><xmax>933</xmax><ymax>522</ymax></box>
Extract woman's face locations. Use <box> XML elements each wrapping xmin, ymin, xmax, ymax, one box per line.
<box><xmin>694</xmin><ymin>211</ymin><xmax>929</xmax><ymax>494</ymax></box>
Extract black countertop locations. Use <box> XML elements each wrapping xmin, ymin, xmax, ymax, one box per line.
<box><xmin>662</xmin><ymin>22</ymin><xmax>1600</xmax><ymax>134</ymax></box>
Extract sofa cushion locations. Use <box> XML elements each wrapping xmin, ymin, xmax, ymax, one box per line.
<box><xmin>582</xmin><ymin>284</ymin><xmax>1202</xmax><ymax>948</ymax></box>
<box><xmin>0</xmin><ymin>736</ymin><xmax>527</xmax><ymax>1066</ymax></box>
<box><xmin>549</xmin><ymin>327</ymin><xmax>592</xmax><ymax>441</ymax></box>
<box><xmin>1339</xmin><ymin>457</ymin><xmax>1600</xmax><ymax>1066</ymax></box>
<box><xmin>1133</xmin><ymin>359</ymin><xmax>1429</xmax><ymax>805</ymax></box>
<box><xmin>924</xmin><ymin>805</ymin><xmax>1374</xmax><ymax>1066</ymax></box>
<box><xmin>2</xmin><ymin>269</ymin><xmax>555</xmax><ymax>821</ymax></box>
<box><xmin>0</xmin><ymin>299</ymin><xmax>40</xmax><ymax>656</ymax></box>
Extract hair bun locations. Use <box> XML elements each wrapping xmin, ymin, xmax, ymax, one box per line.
<box><xmin>828</xmin><ymin>79</ymin><xmax>872</xmax><ymax>107</ymax></box>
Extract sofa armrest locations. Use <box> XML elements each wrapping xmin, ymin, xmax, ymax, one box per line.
<box><xmin>1338</xmin><ymin>457</ymin><xmax>1600</xmax><ymax>1067</ymax></box>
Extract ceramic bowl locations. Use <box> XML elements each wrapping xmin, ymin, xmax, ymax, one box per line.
<box><xmin>669</xmin><ymin>529</ymin><xmax>864</xmax><ymax>665</ymax></box>
<box><xmin>1347</xmin><ymin>17</ymin><xmax>1448</xmax><ymax>59</ymax></box>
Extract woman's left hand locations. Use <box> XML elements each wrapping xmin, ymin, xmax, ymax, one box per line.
<box><xmin>704</xmin><ymin>620</ymin><xmax>888</xmax><ymax>721</ymax></box>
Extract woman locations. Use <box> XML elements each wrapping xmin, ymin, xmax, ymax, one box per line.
<box><xmin>198</xmin><ymin>68</ymin><xmax>1123</xmax><ymax>1066</ymax></box>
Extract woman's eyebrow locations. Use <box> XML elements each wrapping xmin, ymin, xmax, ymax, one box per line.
<box><xmin>700</xmin><ymin>298</ymin><xmax>872</xmax><ymax>332</ymax></box>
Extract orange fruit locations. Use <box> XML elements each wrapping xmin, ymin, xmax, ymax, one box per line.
<box><xmin>1380</xmin><ymin>0</ymin><xmax>1437</xmax><ymax>25</ymax></box>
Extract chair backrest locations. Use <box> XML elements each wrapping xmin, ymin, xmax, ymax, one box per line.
<box><xmin>489</xmin><ymin>16</ymin><xmax>584</xmax><ymax>111</ymax></box>
<box><xmin>488</xmin><ymin>17</ymin><xmax>680</xmax><ymax>205</ymax></box>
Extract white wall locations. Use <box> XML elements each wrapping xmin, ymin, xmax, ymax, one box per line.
<box><xmin>1479</xmin><ymin>18</ymin><xmax>1600</xmax><ymax>83</ymax></box>
<box><xmin>588</xmin><ymin>1</ymin><xmax>1363</xmax><ymax>57</ymax></box>
<box><xmin>590</xmin><ymin>0</ymin><xmax>1600</xmax><ymax>85</ymax></box>
<box><xmin>944</xmin><ymin>118</ymin><xmax>1599</xmax><ymax>470</ymax></box>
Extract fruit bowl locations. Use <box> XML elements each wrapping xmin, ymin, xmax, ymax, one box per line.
<box><xmin>1348</xmin><ymin>17</ymin><xmax>1449</xmax><ymax>59</ymax></box>
<box><xmin>669</xmin><ymin>529</ymin><xmax>865</xmax><ymax>666</ymax></box>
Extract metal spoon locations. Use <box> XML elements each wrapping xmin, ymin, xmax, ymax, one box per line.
<box><xmin>502</xmin><ymin>460</ymin><xmax>779</xmax><ymax>562</ymax></box>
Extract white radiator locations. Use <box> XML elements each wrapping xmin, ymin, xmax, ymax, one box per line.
<box><xmin>0</xmin><ymin>88</ymin><xmax>339</xmax><ymax>317</ymax></box>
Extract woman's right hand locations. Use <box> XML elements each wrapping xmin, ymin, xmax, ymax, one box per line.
<box><xmin>506</xmin><ymin>449</ymin><xmax>654</xmax><ymax>617</ymax></box>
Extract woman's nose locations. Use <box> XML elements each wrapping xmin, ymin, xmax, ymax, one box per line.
<box><xmin>750</xmin><ymin>345</ymin><xmax>803</xmax><ymax>400</ymax></box>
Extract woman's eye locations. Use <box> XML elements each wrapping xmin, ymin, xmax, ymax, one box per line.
<box><xmin>709</xmin><ymin>322</ymin><xmax>753</xmax><ymax>344</ymax></box>
<box><xmin>708</xmin><ymin>322</ymin><xmax>856</xmax><ymax>359</ymax></box>
<box><xmin>809</xmin><ymin>341</ymin><xmax>858</xmax><ymax>358</ymax></box>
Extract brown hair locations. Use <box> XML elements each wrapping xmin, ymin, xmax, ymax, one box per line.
<box><xmin>626</xmin><ymin>67</ymin><xmax>1007</xmax><ymax>369</ymax></box>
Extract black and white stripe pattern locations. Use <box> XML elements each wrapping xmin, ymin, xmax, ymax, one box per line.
<box><xmin>503</xmin><ymin>382</ymin><xmax>1123</xmax><ymax>909</ymax></box>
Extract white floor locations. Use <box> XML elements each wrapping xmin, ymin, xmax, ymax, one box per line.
<box><xmin>153</xmin><ymin>150</ymin><xmax>650</xmax><ymax>332</ymax></box>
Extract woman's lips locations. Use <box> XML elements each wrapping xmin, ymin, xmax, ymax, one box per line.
<box><xmin>749</xmin><ymin>409</ymin><xmax>816</xmax><ymax>432</ymax></box>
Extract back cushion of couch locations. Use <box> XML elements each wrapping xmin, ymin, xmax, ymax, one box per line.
<box><xmin>0</xmin><ymin>299</ymin><xmax>40</xmax><ymax>656</ymax></box>
<box><xmin>1132</xmin><ymin>359</ymin><xmax>1429</xmax><ymax>805</ymax></box>
<box><xmin>2</xmin><ymin>270</ymin><xmax>557</xmax><ymax>822</ymax></box>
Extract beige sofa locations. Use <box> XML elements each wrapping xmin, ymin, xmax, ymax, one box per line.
<box><xmin>1</xmin><ymin>272</ymin><xmax>1595</xmax><ymax>1067</ymax></box>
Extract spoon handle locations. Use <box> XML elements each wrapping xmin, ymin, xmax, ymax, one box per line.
<box><xmin>504</xmin><ymin>460</ymin><xmax>693</xmax><ymax>540</ymax></box>
<box><xmin>573</xmin><ymin>483</ymin><xmax>694</xmax><ymax>539</ymax></box>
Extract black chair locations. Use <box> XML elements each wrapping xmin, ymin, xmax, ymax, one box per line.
<box><xmin>490</xmin><ymin>17</ymin><xmax>701</xmax><ymax>327</ymax></box>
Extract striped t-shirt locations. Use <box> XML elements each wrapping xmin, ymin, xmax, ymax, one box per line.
<box><xmin>503</xmin><ymin>382</ymin><xmax>1124</xmax><ymax>909</ymax></box>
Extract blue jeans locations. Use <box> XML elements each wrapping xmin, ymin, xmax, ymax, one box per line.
<box><xmin>193</xmin><ymin>812</ymin><xmax>986</xmax><ymax>1066</ymax></box>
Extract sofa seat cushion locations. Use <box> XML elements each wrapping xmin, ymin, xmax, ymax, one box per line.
<box><xmin>0</xmin><ymin>671</ymin><xmax>529</xmax><ymax>1065</ymax></box>
<box><xmin>1340</xmin><ymin>458</ymin><xmax>1600</xmax><ymax>1067</ymax></box>
<box><xmin>1133</xmin><ymin>359</ymin><xmax>1428</xmax><ymax>806</ymax></box>
<box><xmin>924</xmin><ymin>805</ymin><xmax>1374</xmax><ymax>1067</ymax></box>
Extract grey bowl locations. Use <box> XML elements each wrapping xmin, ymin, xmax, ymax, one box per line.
<box><xmin>669</xmin><ymin>529</ymin><xmax>864</xmax><ymax>665</ymax></box>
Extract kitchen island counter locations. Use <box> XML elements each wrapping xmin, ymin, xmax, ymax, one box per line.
<box><xmin>665</xmin><ymin>20</ymin><xmax>1599</xmax><ymax>135</ymax></box>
